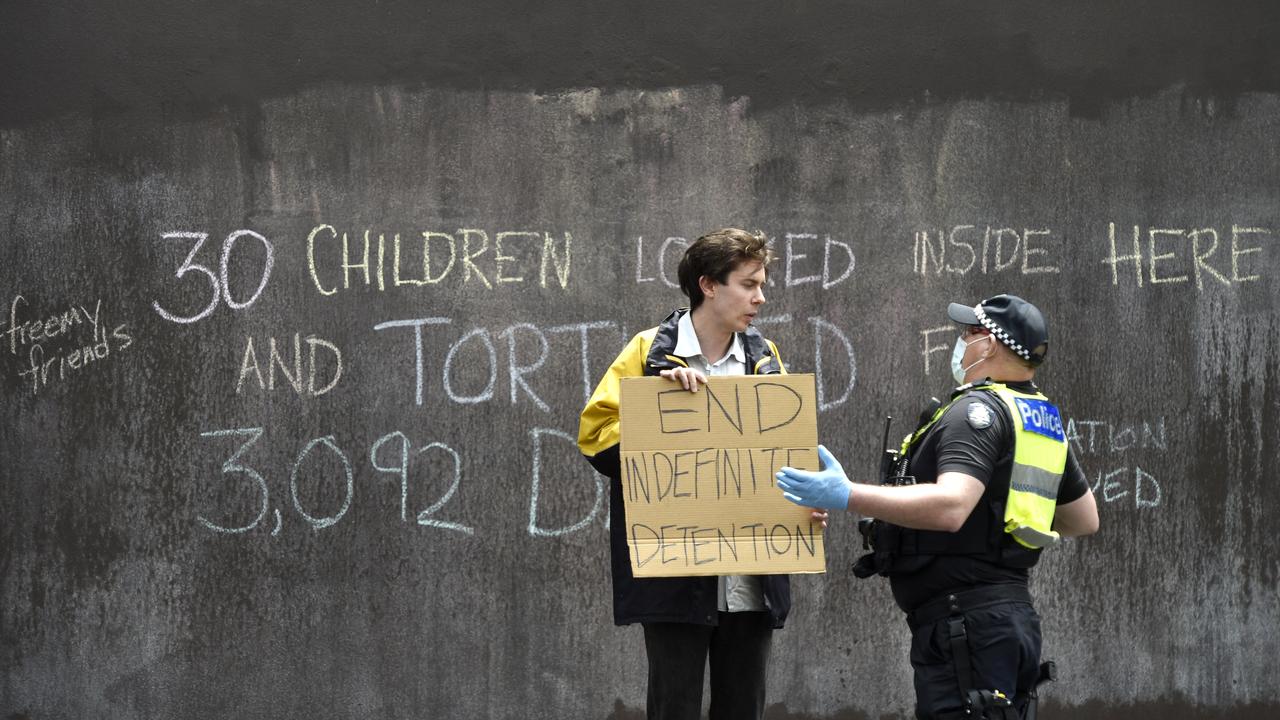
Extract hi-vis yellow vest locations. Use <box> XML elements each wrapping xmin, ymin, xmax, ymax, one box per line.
<box><xmin>902</xmin><ymin>381</ymin><xmax>1068</xmax><ymax>549</ymax></box>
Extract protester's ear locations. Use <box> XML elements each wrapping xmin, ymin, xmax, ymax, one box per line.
<box><xmin>698</xmin><ymin>274</ymin><xmax>718</xmax><ymax>299</ymax></box>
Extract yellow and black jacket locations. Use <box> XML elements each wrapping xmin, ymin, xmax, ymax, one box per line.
<box><xmin>578</xmin><ymin>308</ymin><xmax>790</xmax><ymax>627</ymax></box>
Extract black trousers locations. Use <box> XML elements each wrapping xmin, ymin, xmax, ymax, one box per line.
<box><xmin>641</xmin><ymin>611</ymin><xmax>774</xmax><ymax>720</ymax></box>
<box><xmin>908</xmin><ymin>600</ymin><xmax>1042</xmax><ymax>720</ymax></box>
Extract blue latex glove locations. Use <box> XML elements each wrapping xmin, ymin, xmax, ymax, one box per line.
<box><xmin>775</xmin><ymin>445</ymin><xmax>852</xmax><ymax>511</ymax></box>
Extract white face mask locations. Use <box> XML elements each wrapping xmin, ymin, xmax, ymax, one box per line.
<box><xmin>951</xmin><ymin>332</ymin><xmax>992</xmax><ymax>384</ymax></box>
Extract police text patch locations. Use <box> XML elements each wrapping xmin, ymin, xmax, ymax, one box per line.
<box><xmin>967</xmin><ymin>402</ymin><xmax>993</xmax><ymax>429</ymax></box>
<box><xmin>1013</xmin><ymin>397</ymin><xmax>1065</xmax><ymax>442</ymax></box>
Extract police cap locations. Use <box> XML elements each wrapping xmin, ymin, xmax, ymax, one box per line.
<box><xmin>947</xmin><ymin>294</ymin><xmax>1049</xmax><ymax>365</ymax></box>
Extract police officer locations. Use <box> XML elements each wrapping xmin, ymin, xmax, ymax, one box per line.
<box><xmin>775</xmin><ymin>294</ymin><xmax>1099</xmax><ymax>720</ymax></box>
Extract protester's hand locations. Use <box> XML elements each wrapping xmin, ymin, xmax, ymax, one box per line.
<box><xmin>659</xmin><ymin>367</ymin><xmax>708</xmax><ymax>392</ymax></box>
<box><xmin>810</xmin><ymin>509</ymin><xmax>830</xmax><ymax>528</ymax></box>
<box><xmin>775</xmin><ymin>445</ymin><xmax>852</xmax><ymax>512</ymax></box>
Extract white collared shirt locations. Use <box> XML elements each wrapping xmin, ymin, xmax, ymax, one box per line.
<box><xmin>673</xmin><ymin>311</ymin><xmax>766</xmax><ymax>613</ymax></box>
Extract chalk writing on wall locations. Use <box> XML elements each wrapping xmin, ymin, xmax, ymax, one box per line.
<box><xmin>371</xmin><ymin>315</ymin><xmax>857</xmax><ymax>412</ymax></box>
<box><xmin>307</xmin><ymin>226</ymin><xmax>572</xmax><ymax>294</ymax></box>
<box><xmin>1070</xmin><ymin>416</ymin><xmax>1167</xmax><ymax>509</ymax></box>
<box><xmin>1102</xmin><ymin>223</ymin><xmax>1271</xmax><ymax>290</ymax></box>
<box><xmin>153</xmin><ymin>230</ymin><xmax>274</xmax><ymax>323</ymax></box>
<box><xmin>633</xmin><ymin>232</ymin><xmax>855</xmax><ymax>289</ymax></box>
<box><xmin>912</xmin><ymin>226</ymin><xmax>1061</xmax><ymax>277</ymax></box>
<box><xmin>5</xmin><ymin>295</ymin><xmax>135</xmax><ymax>395</ymax></box>
<box><xmin>195</xmin><ymin>428</ymin><xmax>482</xmax><ymax>537</ymax></box>
<box><xmin>236</xmin><ymin>333</ymin><xmax>344</xmax><ymax>396</ymax></box>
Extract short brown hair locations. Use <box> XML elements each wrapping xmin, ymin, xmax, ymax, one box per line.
<box><xmin>678</xmin><ymin>228</ymin><xmax>772</xmax><ymax>309</ymax></box>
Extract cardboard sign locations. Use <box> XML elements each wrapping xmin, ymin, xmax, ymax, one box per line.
<box><xmin>619</xmin><ymin>374</ymin><xmax>825</xmax><ymax>577</ymax></box>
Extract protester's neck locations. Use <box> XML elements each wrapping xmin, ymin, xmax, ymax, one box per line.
<box><xmin>689</xmin><ymin>307</ymin><xmax>733</xmax><ymax>364</ymax></box>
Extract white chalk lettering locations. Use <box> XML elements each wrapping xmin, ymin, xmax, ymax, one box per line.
<box><xmin>528</xmin><ymin>428</ymin><xmax>605</xmax><ymax>537</ymax></box>
<box><xmin>810</xmin><ymin>317</ymin><xmax>855</xmax><ymax>411</ymax></box>
<box><xmin>635</xmin><ymin>232</ymin><xmax>852</xmax><ymax>289</ymax></box>
<box><xmin>1089</xmin><ymin>466</ymin><xmax>1162</xmax><ymax>509</ymax></box>
<box><xmin>12</xmin><ymin>297</ymin><xmax>134</xmax><ymax>395</ymax></box>
<box><xmin>153</xmin><ymin>232</ymin><xmax>219</xmax><ymax>323</ymax></box>
<box><xmin>1065</xmin><ymin>417</ymin><xmax>1167</xmax><ymax>455</ymax></box>
<box><xmin>197</xmin><ymin>428</ymin><xmax>270</xmax><ymax>534</ymax></box>
<box><xmin>547</xmin><ymin>321</ymin><xmax>619</xmax><ymax>406</ymax></box>
<box><xmin>656</xmin><ymin>237</ymin><xmax>689</xmax><ymax>288</ymax></box>
<box><xmin>199</xmin><ymin>429</ymin><xmax>478</xmax><ymax>538</ymax></box>
<box><xmin>913</xmin><ymin>226</ymin><xmax>1057</xmax><ymax>277</ymax></box>
<box><xmin>289</xmin><ymin>436</ymin><xmax>354</xmax><ymax>529</ymax></box>
<box><xmin>635</xmin><ymin>236</ymin><xmax>655</xmax><ymax>283</ymax></box>
<box><xmin>920</xmin><ymin>325</ymin><xmax>953</xmax><ymax>377</ymax></box>
<box><xmin>1103</xmin><ymin>222</ymin><xmax>1272</xmax><ymax>291</ymax></box>
<box><xmin>500</xmin><ymin>323</ymin><xmax>551</xmax><ymax>412</ymax></box>
<box><xmin>155</xmin><ymin>230</ymin><xmax>273</xmax><ymax>323</ymax></box>
<box><xmin>373</xmin><ymin>317</ymin><xmax>453</xmax><ymax>406</ymax></box>
<box><xmin>372</xmin><ymin>316</ymin><xmax>857</xmax><ymax>413</ymax></box>
<box><xmin>443</xmin><ymin>327</ymin><xmax>498</xmax><ymax>404</ymax></box>
<box><xmin>412</xmin><ymin>441</ymin><xmax>474</xmax><ymax>534</ymax></box>
<box><xmin>220</xmin><ymin>230</ymin><xmax>275</xmax><ymax>309</ymax></box>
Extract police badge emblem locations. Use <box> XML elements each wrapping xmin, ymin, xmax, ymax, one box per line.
<box><xmin>967</xmin><ymin>402</ymin><xmax>993</xmax><ymax>429</ymax></box>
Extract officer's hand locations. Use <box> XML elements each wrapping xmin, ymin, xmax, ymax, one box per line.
<box><xmin>659</xmin><ymin>367</ymin><xmax>708</xmax><ymax>392</ymax></box>
<box><xmin>775</xmin><ymin>445</ymin><xmax>852</xmax><ymax>512</ymax></box>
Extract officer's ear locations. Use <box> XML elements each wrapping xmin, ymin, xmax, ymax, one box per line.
<box><xmin>979</xmin><ymin>333</ymin><xmax>998</xmax><ymax>360</ymax></box>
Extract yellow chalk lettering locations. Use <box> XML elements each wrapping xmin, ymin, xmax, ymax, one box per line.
<box><xmin>394</xmin><ymin>233</ymin><xmax>424</xmax><ymax>286</ymax></box>
<box><xmin>495</xmin><ymin>231</ymin><xmax>538</xmax><ymax>283</ymax></box>
<box><xmin>1231</xmin><ymin>225</ymin><xmax>1269</xmax><ymax>283</ymax></box>
<box><xmin>307</xmin><ymin>224</ymin><xmax>338</xmax><ymax>296</ymax></box>
<box><xmin>422</xmin><ymin>232</ymin><xmax>456</xmax><ymax>284</ymax></box>
<box><xmin>1148</xmin><ymin>229</ymin><xmax>1188</xmax><ymax>284</ymax></box>
<box><xmin>1189</xmin><ymin>229</ymin><xmax>1230</xmax><ymax>290</ymax></box>
<box><xmin>459</xmin><ymin>229</ymin><xmax>493</xmax><ymax>288</ymax></box>
<box><xmin>540</xmin><ymin>231</ymin><xmax>572</xmax><ymax>289</ymax></box>
<box><xmin>376</xmin><ymin>232</ymin><xmax>387</xmax><ymax>291</ymax></box>
<box><xmin>341</xmin><ymin>230</ymin><xmax>371</xmax><ymax>289</ymax></box>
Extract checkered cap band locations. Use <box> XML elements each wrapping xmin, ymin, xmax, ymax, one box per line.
<box><xmin>973</xmin><ymin>305</ymin><xmax>1033</xmax><ymax>360</ymax></box>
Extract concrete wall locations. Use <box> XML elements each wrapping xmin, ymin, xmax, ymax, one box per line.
<box><xmin>2</xmin><ymin>3</ymin><xmax>1278</xmax><ymax>718</ymax></box>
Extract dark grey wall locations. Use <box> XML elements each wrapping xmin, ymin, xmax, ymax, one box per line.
<box><xmin>2</xmin><ymin>3</ymin><xmax>1278</xmax><ymax>719</ymax></box>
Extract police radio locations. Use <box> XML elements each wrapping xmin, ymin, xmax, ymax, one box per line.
<box><xmin>877</xmin><ymin>415</ymin><xmax>897</xmax><ymax>483</ymax></box>
<box><xmin>857</xmin><ymin>416</ymin><xmax>910</xmax><ymax>551</ymax></box>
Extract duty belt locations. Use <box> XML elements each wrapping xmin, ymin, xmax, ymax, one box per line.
<box><xmin>906</xmin><ymin>583</ymin><xmax>1032</xmax><ymax>629</ymax></box>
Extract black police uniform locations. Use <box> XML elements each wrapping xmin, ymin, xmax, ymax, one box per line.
<box><xmin>860</xmin><ymin>380</ymin><xmax>1088</xmax><ymax>720</ymax></box>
